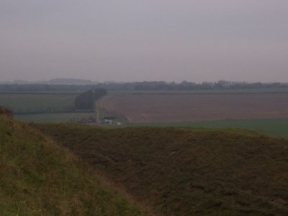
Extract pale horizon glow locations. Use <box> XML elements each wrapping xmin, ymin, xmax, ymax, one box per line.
<box><xmin>1</xmin><ymin>0</ymin><xmax>288</xmax><ymax>83</ymax></box>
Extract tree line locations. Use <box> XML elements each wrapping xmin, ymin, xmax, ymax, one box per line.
<box><xmin>1</xmin><ymin>81</ymin><xmax>288</xmax><ymax>92</ymax></box>
<box><xmin>75</xmin><ymin>88</ymin><xmax>107</xmax><ymax>110</ymax></box>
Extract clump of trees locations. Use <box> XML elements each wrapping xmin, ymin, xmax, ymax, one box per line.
<box><xmin>75</xmin><ymin>88</ymin><xmax>107</xmax><ymax>110</ymax></box>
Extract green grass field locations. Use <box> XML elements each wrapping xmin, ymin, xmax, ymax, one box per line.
<box><xmin>0</xmin><ymin>93</ymin><xmax>76</xmax><ymax>113</ymax></box>
<box><xmin>0</xmin><ymin>92</ymin><xmax>98</xmax><ymax>124</ymax></box>
<box><xmin>129</xmin><ymin>118</ymin><xmax>288</xmax><ymax>138</ymax></box>
<box><xmin>15</xmin><ymin>112</ymin><xmax>96</xmax><ymax>123</ymax></box>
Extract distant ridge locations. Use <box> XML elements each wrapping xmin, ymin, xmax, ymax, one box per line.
<box><xmin>48</xmin><ymin>78</ymin><xmax>96</xmax><ymax>85</ymax></box>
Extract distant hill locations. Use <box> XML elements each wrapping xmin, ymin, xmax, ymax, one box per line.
<box><xmin>37</xmin><ymin>124</ymin><xmax>288</xmax><ymax>216</ymax></box>
<box><xmin>0</xmin><ymin>108</ymin><xmax>146</xmax><ymax>215</ymax></box>
<box><xmin>48</xmin><ymin>78</ymin><xmax>96</xmax><ymax>85</ymax></box>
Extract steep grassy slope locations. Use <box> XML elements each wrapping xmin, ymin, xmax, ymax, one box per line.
<box><xmin>0</xmin><ymin>110</ymin><xmax>146</xmax><ymax>215</ymax></box>
<box><xmin>37</xmin><ymin>124</ymin><xmax>288</xmax><ymax>216</ymax></box>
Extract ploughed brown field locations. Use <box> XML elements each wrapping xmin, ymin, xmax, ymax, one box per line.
<box><xmin>97</xmin><ymin>93</ymin><xmax>288</xmax><ymax>123</ymax></box>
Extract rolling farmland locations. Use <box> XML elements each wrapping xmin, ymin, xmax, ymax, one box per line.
<box><xmin>97</xmin><ymin>93</ymin><xmax>288</xmax><ymax>123</ymax></box>
<box><xmin>0</xmin><ymin>93</ymin><xmax>76</xmax><ymax>114</ymax></box>
<box><xmin>0</xmin><ymin>93</ymin><xmax>96</xmax><ymax>123</ymax></box>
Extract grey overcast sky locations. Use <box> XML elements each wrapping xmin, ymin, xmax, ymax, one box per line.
<box><xmin>1</xmin><ymin>0</ymin><xmax>288</xmax><ymax>83</ymax></box>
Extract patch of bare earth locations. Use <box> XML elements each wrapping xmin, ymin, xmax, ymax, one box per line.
<box><xmin>97</xmin><ymin>93</ymin><xmax>288</xmax><ymax>123</ymax></box>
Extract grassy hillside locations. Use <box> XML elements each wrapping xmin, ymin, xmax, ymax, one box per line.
<box><xmin>37</xmin><ymin>124</ymin><xmax>288</xmax><ymax>216</ymax></box>
<box><xmin>0</xmin><ymin>108</ymin><xmax>146</xmax><ymax>215</ymax></box>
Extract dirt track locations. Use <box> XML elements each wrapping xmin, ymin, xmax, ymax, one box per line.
<box><xmin>97</xmin><ymin>93</ymin><xmax>288</xmax><ymax>123</ymax></box>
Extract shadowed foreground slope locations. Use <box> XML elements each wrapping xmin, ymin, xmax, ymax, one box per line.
<box><xmin>38</xmin><ymin>124</ymin><xmax>288</xmax><ymax>216</ymax></box>
<box><xmin>0</xmin><ymin>109</ymin><xmax>146</xmax><ymax>215</ymax></box>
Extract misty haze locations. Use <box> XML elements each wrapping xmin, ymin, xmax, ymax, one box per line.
<box><xmin>1</xmin><ymin>1</ymin><xmax>288</xmax><ymax>216</ymax></box>
<box><xmin>1</xmin><ymin>0</ymin><xmax>288</xmax><ymax>83</ymax></box>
